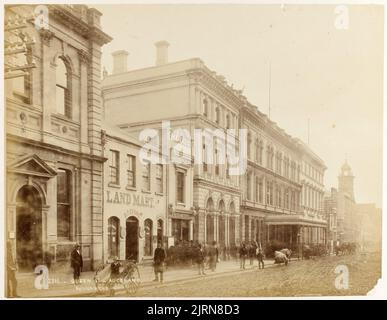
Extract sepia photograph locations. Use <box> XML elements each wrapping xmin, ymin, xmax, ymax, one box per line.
<box><xmin>2</xmin><ymin>1</ymin><xmax>385</xmax><ymax>300</ymax></box>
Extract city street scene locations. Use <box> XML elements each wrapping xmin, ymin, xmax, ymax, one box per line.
<box><xmin>3</xmin><ymin>3</ymin><xmax>383</xmax><ymax>298</ymax></box>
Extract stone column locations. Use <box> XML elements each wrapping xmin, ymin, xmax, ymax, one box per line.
<box><xmin>41</xmin><ymin>205</ymin><xmax>50</xmax><ymax>256</ymax></box>
<box><xmin>40</xmin><ymin>29</ymin><xmax>54</xmax><ymax>143</ymax></box>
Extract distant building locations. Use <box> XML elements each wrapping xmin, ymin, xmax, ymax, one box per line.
<box><xmin>324</xmin><ymin>161</ymin><xmax>368</xmax><ymax>248</ymax></box>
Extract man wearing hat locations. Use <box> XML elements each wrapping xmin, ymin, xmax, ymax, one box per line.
<box><xmin>70</xmin><ymin>244</ymin><xmax>83</xmax><ymax>284</ymax></box>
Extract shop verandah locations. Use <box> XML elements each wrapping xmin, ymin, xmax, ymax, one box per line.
<box><xmin>265</xmin><ymin>219</ymin><xmax>327</xmax><ymax>252</ymax></box>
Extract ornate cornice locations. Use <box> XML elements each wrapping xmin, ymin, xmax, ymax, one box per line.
<box><xmin>186</xmin><ymin>68</ymin><xmax>246</xmax><ymax>110</ymax></box>
<box><xmin>48</xmin><ymin>5</ymin><xmax>112</xmax><ymax>46</ymax></box>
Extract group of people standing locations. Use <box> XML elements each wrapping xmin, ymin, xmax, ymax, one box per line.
<box><xmin>152</xmin><ymin>241</ymin><xmax>220</xmax><ymax>281</ymax></box>
<box><xmin>152</xmin><ymin>240</ymin><xmax>266</xmax><ymax>283</ymax></box>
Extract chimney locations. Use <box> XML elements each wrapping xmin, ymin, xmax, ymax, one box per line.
<box><xmin>155</xmin><ymin>41</ymin><xmax>169</xmax><ymax>66</ymax></box>
<box><xmin>112</xmin><ymin>50</ymin><xmax>129</xmax><ymax>74</ymax></box>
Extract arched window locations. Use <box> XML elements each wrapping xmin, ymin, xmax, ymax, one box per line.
<box><xmin>56</xmin><ymin>58</ymin><xmax>71</xmax><ymax>117</ymax></box>
<box><xmin>144</xmin><ymin>219</ymin><xmax>153</xmax><ymax>256</ymax></box>
<box><xmin>108</xmin><ymin>217</ymin><xmax>120</xmax><ymax>258</ymax></box>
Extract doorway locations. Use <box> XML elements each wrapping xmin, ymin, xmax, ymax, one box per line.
<box><xmin>125</xmin><ymin>216</ymin><xmax>139</xmax><ymax>261</ymax></box>
<box><xmin>16</xmin><ymin>185</ymin><xmax>42</xmax><ymax>271</ymax></box>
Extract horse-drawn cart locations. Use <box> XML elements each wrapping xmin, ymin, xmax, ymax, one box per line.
<box><xmin>94</xmin><ymin>259</ymin><xmax>141</xmax><ymax>296</ymax></box>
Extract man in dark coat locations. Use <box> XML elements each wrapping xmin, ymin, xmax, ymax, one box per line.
<box><xmin>196</xmin><ymin>243</ymin><xmax>206</xmax><ymax>275</ymax></box>
<box><xmin>153</xmin><ymin>243</ymin><xmax>166</xmax><ymax>283</ymax></box>
<box><xmin>239</xmin><ymin>242</ymin><xmax>248</xmax><ymax>270</ymax></box>
<box><xmin>208</xmin><ymin>241</ymin><xmax>219</xmax><ymax>272</ymax></box>
<box><xmin>70</xmin><ymin>244</ymin><xmax>83</xmax><ymax>284</ymax></box>
<box><xmin>256</xmin><ymin>245</ymin><xmax>265</xmax><ymax>269</ymax></box>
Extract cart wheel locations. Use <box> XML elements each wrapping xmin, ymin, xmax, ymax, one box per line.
<box><xmin>124</xmin><ymin>279</ymin><xmax>139</xmax><ymax>296</ymax></box>
<box><xmin>94</xmin><ymin>279</ymin><xmax>108</xmax><ymax>295</ymax></box>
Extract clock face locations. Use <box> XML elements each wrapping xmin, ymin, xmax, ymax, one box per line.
<box><xmin>344</xmin><ymin>170</ymin><xmax>349</xmax><ymax>176</ymax></box>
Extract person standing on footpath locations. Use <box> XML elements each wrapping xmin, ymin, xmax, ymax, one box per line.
<box><xmin>7</xmin><ymin>240</ymin><xmax>19</xmax><ymax>298</ymax></box>
<box><xmin>256</xmin><ymin>244</ymin><xmax>265</xmax><ymax>269</ymax></box>
<box><xmin>70</xmin><ymin>244</ymin><xmax>83</xmax><ymax>285</ymax></box>
<box><xmin>249</xmin><ymin>241</ymin><xmax>257</xmax><ymax>266</ymax></box>
<box><xmin>153</xmin><ymin>242</ymin><xmax>166</xmax><ymax>283</ymax></box>
<box><xmin>208</xmin><ymin>241</ymin><xmax>219</xmax><ymax>272</ymax></box>
<box><xmin>239</xmin><ymin>242</ymin><xmax>248</xmax><ymax>270</ymax></box>
<box><xmin>196</xmin><ymin>243</ymin><xmax>206</xmax><ymax>275</ymax></box>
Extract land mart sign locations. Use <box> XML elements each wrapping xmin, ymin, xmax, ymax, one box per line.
<box><xmin>106</xmin><ymin>190</ymin><xmax>155</xmax><ymax>208</ymax></box>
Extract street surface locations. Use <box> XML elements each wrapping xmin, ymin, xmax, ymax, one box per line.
<box><xmin>126</xmin><ymin>252</ymin><xmax>380</xmax><ymax>297</ymax></box>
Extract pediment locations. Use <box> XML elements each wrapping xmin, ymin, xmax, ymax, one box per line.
<box><xmin>8</xmin><ymin>154</ymin><xmax>57</xmax><ymax>178</ymax></box>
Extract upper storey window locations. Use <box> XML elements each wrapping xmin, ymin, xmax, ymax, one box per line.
<box><xmin>203</xmin><ymin>99</ymin><xmax>208</xmax><ymax>118</ymax></box>
<box><xmin>56</xmin><ymin>58</ymin><xmax>71</xmax><ymax>118</ymax></box>
<box><xmin>215</xmin><ymin>107</ymin><xmax>220</xmax><ymax>125</ymax></box>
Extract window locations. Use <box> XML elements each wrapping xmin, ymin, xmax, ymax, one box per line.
<box><xmin>57</xmin><ymin>169</ymin><xmax>71</xmax><ymax>239</ymax></box>
<box><xmin>56</xmin><ymin>58</ymin><xmax>71</xmax><ymax>117</ymax></box>
<box><xmin>215</xmin><ymin>107</ymin><xmax>220</xmax><ymax>125</ymax></box>
<box><xmin>215</xmin><ymin>149</ymin><xmax>219</xmax><ymax>176</ymax></box>
<box><xmin>203</xmin><ymin>142</ymin><xmax>208</xmax><ymax>172</ymax></box>
<box><xmin>127</xmin><ymin>155</ymin><xmax>136</xmax><ymax>188</ymax></box>
<box><xmin>156</xmin><ymin>164</ymin><xmax>163</xmax><ymax>193</ymax></box>
<box><xmin>203</xmin><ymin>99</ymin><xmax>208</xmax><ymax>118</ymax></box>
<box><xmin>176</xmin><ymin>171</ymin><xmax>185</xmax><ymax>203</ymax></box>
<box><xmin>276</xmin><ymin>185</ymin><xmax>282</xmax><ymax>208</ymax></box>
<box><xmin>258</xmin><ymin>178</ymin><xmax>263</xmax><ymax>203</ymax></box>
<box><xmin>226</xmin><ymin>114</ymin><xmax>231</xmax><ymax>129</ymax></box>
<box><xmin>144</xmin><ymin>219</ymin><xmax>153</xmax><ymax>256</ymax></box>
<box><xmin>258</xmin><ymin>140</ymin><xmax>263</xmax><ymax>165</ymax></box>
<box><xmin>246</xmin><ymin>173</ymin><xmax>251</xmax><ymax>200</ymax></box>
<box><xmin>142</xmin><ymin>161</ymin><xmax>150</xmax><ymax>191</ymax></box>
<box><xmin>109</xmin><ymin>150</ymin><xmax>119</xmax><ymax>185</ymax></box>
<box><xmin>276</xmin><ymin>152</ymin><xmax>282</xmax><ymax>175</ymax></box>
<box><xmin>108</xmin><ymin>217</ymin><xmax>120</xmax><ymax>258</ymax></box>
<box><xmin>285</xmin><ymin>189</ymin><xmax>290</xmax><ymax>209</ymax></box>
<box><xmin>255</xmin><ymin>176</ymin><xmax>259</xmax><ymax>202</ymax></box>
<box><xmin>11</xmin><ymin>47</ymin><xmax>32</xmax><ymax>103</ymax></box>
<box><xmin>266</xmin><ymin>180</ymin><xmax>273</xmax><ymax>205</ymax></box>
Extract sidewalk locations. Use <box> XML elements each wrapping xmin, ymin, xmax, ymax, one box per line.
<box><xmin>15</xmin><ymin>258</ymin><xmax>277</xmax><ymax>298</ymax></box>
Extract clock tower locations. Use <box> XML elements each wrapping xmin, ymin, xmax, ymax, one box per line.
<box><xmin>338</xmin><ymin>160</ymin><xmax>355</xmax><ymax>201</ymax></box>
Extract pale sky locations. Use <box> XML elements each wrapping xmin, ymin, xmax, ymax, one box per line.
<box><xmin>95</xmin><ymin>4</ymin><xmax>384</xmax><ymax>207</ymax></box>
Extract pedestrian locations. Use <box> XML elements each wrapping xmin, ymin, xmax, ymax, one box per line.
<box><xmin>239</xmin><ymin>242</ymin><xmax>248</xmax><ymax>270</ymax></box>
<box><xmin>196</xmin><ymin>243</ymin><xmax>206</xmax><ymax>275</ymax></box>
<box><xmin>256</xmin><ymin>245</ymin><xmax>265</xmax><ymax>269</ymax></box>
<box><xmin>249</xmin><ymin>241</ymin><xmax>257</xmax><ymax>265</ymax></box>
<box><xmin>70</xmin><ymin>244</ymin><xmax>83</xmax><ymax>285</ymax></box>
<box><xmin>153</xmin><ymin>242</ymin><xmax>166</xmax><ymax>283</ymax></box>
<box><xmin>208</xmin><ymin>241</ymin><xmax>219</xmax><ymax>272</ymax></box>
<box><xmin>7</xmin><ymin>240</ymin><xmax>19</xmax><ymax>298</ymax></box>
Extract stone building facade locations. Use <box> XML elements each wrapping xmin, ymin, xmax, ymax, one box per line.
<box><xmin>101</xmin><ymin>45</ymin><xmax>242</xmax><ymax>249</ymax></box>
<box><xmin>240</xmin><ymin>105</ymin><xmax>327</xmax><ymax>251</ymax></box>
<box><xmin>102</xmin><ymin>125</ymin><xmax>169</xmax><ymax>263</ymax></box>
<box><xmin>5</xmin><ymin>5</ymin><xmax>111</xmax><ymax>271</ymax></box>
<box><xmin>101</xmin><ymin>42</ymin><xmax>327</xmax><ymax>252</ymax></box>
